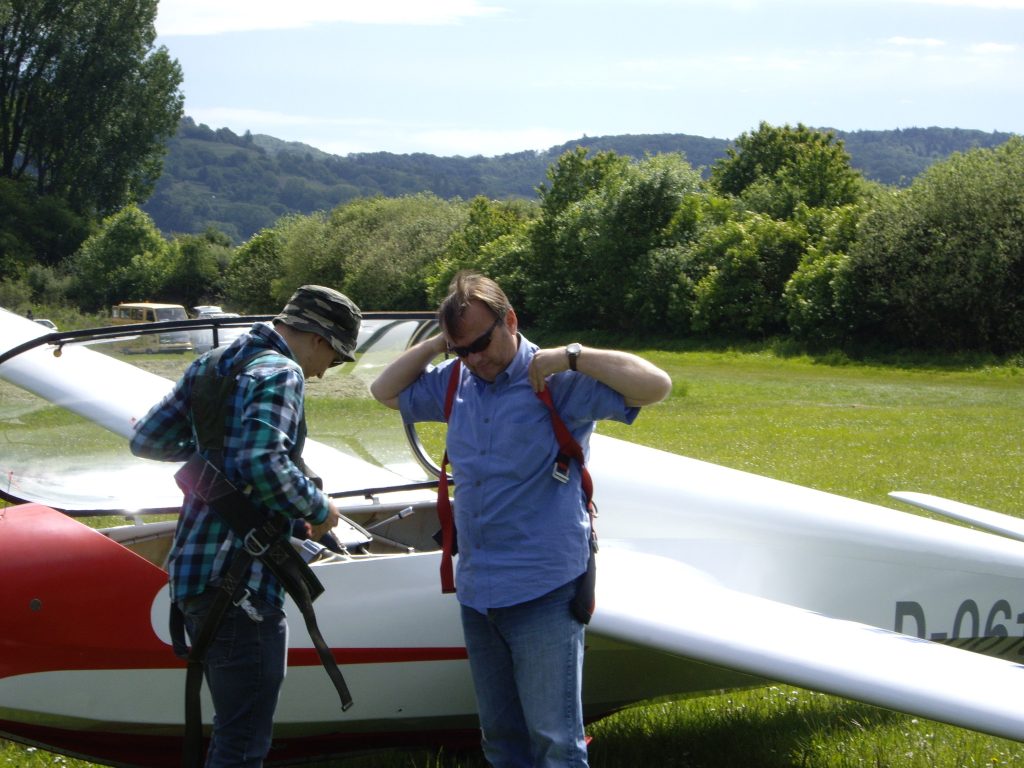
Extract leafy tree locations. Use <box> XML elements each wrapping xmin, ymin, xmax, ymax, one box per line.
<box><xmin>24</xmin><ymin>263</ymin><xmax>71</xmax><ymax>305</ymax></box>
<box><xmin>597</xmin><ymin>155</ymin><xmax>704</xmax><ymax>331</ymax></box>
<box><xmin>428</xmin><ymin>196</ymin><xmax>537</xmax><ymax>307</ymax></box>
<box><xmin>67</xmin><ymin>205</ymin><xmax>171</xmax><ymax>311</ymax></box>
<box><xmin>783</xmin><ymin>204</ymin><xmax>866</xmax><ymax>346</ymax></box>
<box><xmin>0</xmin><ymin>177</ymin><xmax>90</xmax><ymax>275</ymax></box>
<box><xmin>163</xmin><ymin>229</ymin><xmax>231</xmax><ymax>309</ymax></box>
<box><xmin>224</xmin><ymin>228</ymin><xmax>286</xmax><ymax>313</ymax></box>
<box><xmin>278</xmin><ymin>194</ymin><xmax>467</xmax><ymax>311</ymax></box>
<box><xmin>524</xmin><ymin>149</ymin><xmax>628</xmax><ymax>326</ymax></box>
<box><xmin>710</xmin><ymin>122</ymin><xmax>862</xmax><ymax>218</ymax></box>
<box><xmin>0</xmin><ymin>0</ymin><xmax>183</xmax><ymax>216</ymax></box>
<box><xmin>0</xmin><ymin>275</ymin><xmax>32</xmax><ymax>311</ymax></box>
<box><xmin>535</xmin><ymin>147</ymin><xmax>629</xmax><ymax>221</ymax></box>
<box><xmin>686</xmin><ymin>213</ymin><xmax>808</xmax><ymax>337</ymax></box>
<box><xmin>842</xmin><ymin>137</ymin><xmax>1024</xmax><ymax>351</ymax></box>
<box><xmin>523</xmin><ymin>149</ymin><xmax>702</xmax><ymax>332</ymax></box>
<box><xmin>267</xmin><ymin>212</ymin><xmax>334</xmax><ymax>306</ymax></box>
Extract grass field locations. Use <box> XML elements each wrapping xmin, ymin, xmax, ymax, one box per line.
<box><xmin>2</xmin><ymin>345</ymin><xmax>1023</xmax><ymax>767</ymax></box>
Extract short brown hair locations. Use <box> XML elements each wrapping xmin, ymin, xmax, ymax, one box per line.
<box><xmin>438</xmin><ymin>271</ymin><xmax>512</xmax><ymax>337</ymax></box>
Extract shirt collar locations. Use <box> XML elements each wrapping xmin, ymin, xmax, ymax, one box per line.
<box><xmin>483</xmin><ymin>333</ymin><xmax>536</xmax><ymax>387</ymax></box>
<box><xmin>248</xmin><ymin>321</ymin><xmax>298</xmax><ymax>362</ymax></box>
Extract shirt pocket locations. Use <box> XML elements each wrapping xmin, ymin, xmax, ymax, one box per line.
<box><xmin>486</xmin><ymin>417</ymin><xmax>558</xmax><ymax>483</ymax></box>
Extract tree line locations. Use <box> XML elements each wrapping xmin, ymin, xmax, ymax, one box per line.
<box><xmin>140</xmin><ymin>120</ymin><xmax>1014</xmax><ymax>244</ymax></box>
<box><xmin>6</xmin><ymin>123</ymin><xmax>1022</xmax><ymax>355</ymax></box>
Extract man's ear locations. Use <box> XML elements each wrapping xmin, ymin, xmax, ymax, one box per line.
<box><xmin>316</xmin><ymin>333</ymin><xmax>333</xmax><ymax>357</ymax></box>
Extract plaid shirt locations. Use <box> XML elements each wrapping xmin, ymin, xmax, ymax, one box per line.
<box><xmin>130</xmin><ymin>322</ymin><xmax>330</xmax><ymax>606</ymax></box>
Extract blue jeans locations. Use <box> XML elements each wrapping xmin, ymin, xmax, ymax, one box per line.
<box><xmin>181</xmin><ymin>589</ymin><xmax>288</xmax><ymax>768</ymax></box>
<box><xmin>460</xmin><ymin>581</ymin><xmax>588</xmax><ymax>768</ymax></box>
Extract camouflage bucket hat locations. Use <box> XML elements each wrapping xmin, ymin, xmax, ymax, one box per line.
<box><xmin>275</xmin><ymin>285</ymin><xmax>362</xmax><ymax>364</ymax></box>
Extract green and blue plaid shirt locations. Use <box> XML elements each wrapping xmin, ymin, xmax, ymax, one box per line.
<box><xmin>130</xmin><ymin>322</ymin><xmax>330</xmax><ymax>606</ymax></box>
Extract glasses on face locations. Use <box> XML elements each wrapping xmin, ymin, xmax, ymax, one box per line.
<box><xmin>448</xmin><ymin>314</ymin><xmax>503</xmax><ymax>358</ymax></box>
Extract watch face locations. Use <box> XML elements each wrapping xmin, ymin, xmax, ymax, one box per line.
<box><xmin>566</xmin><ymin>343</ymin><xmax>581</xmax><ymax>370</ymax></box>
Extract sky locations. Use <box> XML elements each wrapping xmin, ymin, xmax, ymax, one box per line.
<box><xmin>154</xmin><ymin>0</ymin><xmax>1024</xmax><ymax>158</ymax></box>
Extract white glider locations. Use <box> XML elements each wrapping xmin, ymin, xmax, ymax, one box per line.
<box><xmin>2</xmin><ymin>307</ymin><xmax>1023</xmax><ymax>767</ymax></box>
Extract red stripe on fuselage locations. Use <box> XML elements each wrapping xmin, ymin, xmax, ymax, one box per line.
<box><xmin>290</xmin><ymin>647</ymin><xmax>468</xmax><ymax>666</ymax></box>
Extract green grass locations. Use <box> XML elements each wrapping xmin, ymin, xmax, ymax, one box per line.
<box><xmin>3</xmin><ymin>348</ymin><xmax>1024</xmax><ymax>767</ymax></box>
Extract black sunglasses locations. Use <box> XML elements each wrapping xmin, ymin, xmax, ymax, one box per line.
<box><xmin>448</xmin><ymin>314</ymin><xmax>503</xmax><ymax>358</ymax></box>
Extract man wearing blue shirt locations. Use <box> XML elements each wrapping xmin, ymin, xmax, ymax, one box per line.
<box><xmin>371</xmin><ymin>272</ymin><xmax>671</xmax><ymax>767</ymax></box>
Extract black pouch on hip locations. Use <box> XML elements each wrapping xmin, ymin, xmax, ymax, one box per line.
<box><xmin>570</xmin><ymin>538</ymin><xmax>597</xmax><ymax>625</ymax></box>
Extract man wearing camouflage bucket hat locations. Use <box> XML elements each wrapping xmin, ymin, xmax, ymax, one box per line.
<box><xmin>130</xmin><ymin>285</ymin><xmax>361</xmax><ymax>767</ymax></box>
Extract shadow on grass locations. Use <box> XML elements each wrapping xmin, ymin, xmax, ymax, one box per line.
<box><xmin>586</xmin><ymin>696</ymin><xmax>905</xmax><ymax>768</ymax></box>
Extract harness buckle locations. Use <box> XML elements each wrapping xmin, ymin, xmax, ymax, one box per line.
<box><xmin>233</xmin><ymin>588</ymin><xmax>263</xmax><ymax>623</ymax></box>
<box><xmin>243</xmin><ymin>529</ymin><xmax>270</xmax><ymax>556</ymax></box>
<box><xmin>194</xmin><ymin>459</ymin><xmax>220</xmax><ymax>502</ymax></box>
<box><xmin>552</xmin><ymin>461</ymin><xmax>570</xmax><ymax>484</ymax></box>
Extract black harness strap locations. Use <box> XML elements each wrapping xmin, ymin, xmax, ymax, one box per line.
<box><xmin>175</xmin><ymin>545</ymin><xmax>254</xmax><ymax>768</ymax></box>
<box><xmin>170</xmin><ymin>346</ymin><xmax>352</xmax><ymax>768</ymax></box>
<box><xmin>204</xmin><ymin>470</ymin><xmax>351</xmax><ymax>707</ymax></box>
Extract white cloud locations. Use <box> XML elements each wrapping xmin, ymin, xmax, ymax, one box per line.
<box><xmin>308</xmin><ymin>129</ymin><xmax>560</xmax><ymax>157</ymax></box>
<box><xmin>892</xmin><ymin>0</ymin><xmax>1024</xmax><ymax>8</ymax></box>
<box><xmin>317</xmin><ymin>126</ymin><xmax>574</xmax><ymax>157</ymax></box>
<box><xmin>157</xmin><ymin>0</ymin><xmax>505</xmax><ymax>36</ymax></box>
<box><xmin>886</xmin><ymin>36</ymin><xmax>947</xmax><ymax>47</ymax></box>
<box><xmin>184</xmin><ymin>107</ymin><xmax>568</xmax><ymax>156</ymax></box>
<box><xmin>968</xmin><ymin>41</ymin><xmax>1018</xmax><ymax>53</ymax></box>
<box><xmin>636</xmin><ymin>0</ymin><xmax>1024</xmax><ymax>7</ymax></box>
<box><xmin>407</xmin><ymin>128</ymin><xmax>572</xmax><ymax>157</ymax></box>
<box><xmin>187</xmin><ymin>107</ymin><xmax>381</xmax><ymax>130</ymax></box>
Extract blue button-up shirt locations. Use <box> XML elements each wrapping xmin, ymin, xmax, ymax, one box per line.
<box><xmin>400</xmin><ymin>335</ymin><xmax>638</xmax><ymax>612</ymax></box>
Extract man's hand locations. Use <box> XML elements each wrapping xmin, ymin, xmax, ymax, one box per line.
<box><xmin>528</xmin><ymin>344</ymin><xmax>673</xmax><ymax>406</ymax></box>
<box><xmin>310</xmin><ymin>499</ymin><xmax>341</xmax><ymax>541</ymax></box>
<box><xmin>528</xmin><ymin>347</ymin><xmax>571</xmax><ymax>392</ymax></box>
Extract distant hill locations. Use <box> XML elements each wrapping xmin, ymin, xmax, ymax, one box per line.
<box><xmin>142</xmin><ymin>118</ymin><xmax>1016</xmax><ymax>242</ymax></box>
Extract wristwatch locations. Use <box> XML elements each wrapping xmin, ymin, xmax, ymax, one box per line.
<box><xmin>565</xmin><ymin>342</ymin><xmax>582</xmax><ymax>371</ymax></box>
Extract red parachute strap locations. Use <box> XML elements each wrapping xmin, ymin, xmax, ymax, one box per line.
<box><xmin>436</xmin><ymin>359</ymin><xmax>461</xmax><ymax>594</ymax></box>
<box><xmin>535</xmin><ymin>386</ymin><xmax>594</xmax><ymax>516</ymax></box>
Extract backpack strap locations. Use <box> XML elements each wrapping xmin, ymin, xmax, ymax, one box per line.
<box><xmin>436</xmin><ymin>359</ymin><xmax>461</xmax><ymax>594</ymax></box>
<box><xmin>191</xmin><ymin>346</ymin><xmax>315</xmax><ymax>478</ymax></box>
